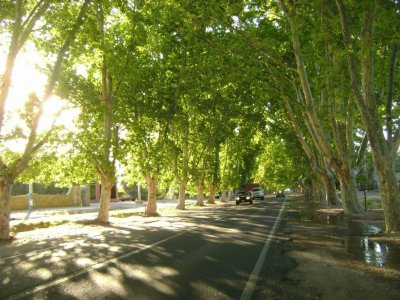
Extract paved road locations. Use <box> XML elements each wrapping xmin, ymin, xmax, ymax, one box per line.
<box><xmin>1</xmin><ymin>199</ymin><xmax>286</xmax><ymax>299</ymax></box>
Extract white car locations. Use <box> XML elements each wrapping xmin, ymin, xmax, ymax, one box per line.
<box><xmin>250</xmin><ymin>187</ymin><xmax>265</xmax><ymax>200</ymax></box>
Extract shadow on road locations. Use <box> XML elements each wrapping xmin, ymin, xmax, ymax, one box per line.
<box><xmin>0</xmin><ymin>201</ymin><xmax>284</xmax><ymax>299</ymax></box>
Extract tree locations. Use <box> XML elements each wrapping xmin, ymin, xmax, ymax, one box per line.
<box><xmin>0</xmin><ymin>0</ymin><xmax>91</xmax><ymax>240</ymax></box>
<box><xmin>118</xmin><ymin>0</ymin><xmax>182</xmax><ymax>216</ymax></box>
<box><xmin>58</xmin><ymin>1</ymin><xmax>135</xmax><ymax>223</ymax></box>
<box><xmin>276</xmin><ymin>0</ymin><xmax>363</xmax><ymax>213</ymax></box>
<box><xmin>336</xmin><ymin>0</ymin><xmax>400</xmax><ymax>232</ymax></box>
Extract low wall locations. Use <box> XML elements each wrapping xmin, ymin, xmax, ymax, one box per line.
<box><xmin>10</xmin><ymin>186</ymin><xmax>81</xmax><ymax>211</ymax></box>
<box><xmin>10</xmin><ymin>195</ymin><xmax>28</xmax><ymax>211</ymax></box>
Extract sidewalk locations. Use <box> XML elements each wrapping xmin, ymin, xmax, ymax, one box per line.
<box><xmin>10</xmin><ymin>199</ymin><xmax>196</xmax><ymax>227</ymax></box>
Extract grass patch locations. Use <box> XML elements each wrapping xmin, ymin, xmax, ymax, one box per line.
<box><xmin>40</xmin><ymin>206</ymin><xmax>137</xmax><ymax>217</ymax></box>
<box><xmin>41</xmin><ymin>209</ymin><xmax>98</xmax><ymax>216</ymax></box>
<box><xmin>11</xmin><ymin>220</ymin><xmax>68</xmax><ymax>233</ymax></box>
<box><xmin>75</xmin><ymin>219</ymin><xmax>111</xmax><ymax>226</ymax></box>
<box><xmin>366</xmin><ymin>197</ymin><xmax>382</xmax><ymax>208</ymax></box>
<box><xmin>110</xmin><ymin>211</ymin><xmax>144</xmax><ymax>218</ymax></box>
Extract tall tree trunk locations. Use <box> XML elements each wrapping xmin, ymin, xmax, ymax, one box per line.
<box><xmin>94</xmin><ymin>2</ymin><xmax>116</xmax><ymax>223</ymax></box>
<box><xmin>97</xmin><ymin>177</ymin><xmax>113</xmax><ymax>223</ymax></box>
<box><xmin>220</xmin><ymin>189</ymin><xmax>227</xmax><ymax>203</ymax></box>
<box><xmin>207</xmin><ymin>184</ymin><xmax>216</xmax><ymax>204</ymax></box>
<box><xmin>320</xmin><ymin>172</ymin><xmax>339</xmax><ymax>206</ymax></box>
<box><xmin>196</xmin><ymin>178</ymin><xmax>205</xmax><ymax>206</ymax></box>
<box><xmin>0</xmin><ymin>177</ymin><xmax>12</xmax><ymax>240</ymax></box>
<box><xmin>176</xmin><ymin>181</ymin><xmax>186</xmax><ymax>210</ymax></box>
<box><xmin>304</xmin><ymin>177</ymin><xmax>324</xmax><ymax>205</ymax></box>
<box><xmin>176</xmin><ymin>121</ymin><xmax>189</xmax><ymax>210</ymax></box>
<box><xmin>304</xmin><ymin>178</ymin><xmax>319</xmax><ymax>203</ymax></box>
<box><xmin>378</xmin><ymin>165</ymin><xmax>400</xmax><ymax>232</ymax></box>
<box><xmin>145</xmin><ymin>174</ymin><xmax>158</xmax><ymax>216</ymax></box>
<box><xmin>281</xmin><ymin>84</ymin><xmax>340</xmax><ymax>208</ymax></box>
<box><xmin>332</xmin><ymin>161</ymin><xmax>362</xmax><ymax>214</ymax></box>
<box><xmin>337</xmin><ymin>172</ymin><xmax>362</xmax><ymax>213</ymax></box>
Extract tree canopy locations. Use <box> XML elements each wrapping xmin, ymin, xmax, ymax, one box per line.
<box><xmin>1</xmin><ymin>0</ymin><xmax>400</xmax><ymax>239</ymax></box>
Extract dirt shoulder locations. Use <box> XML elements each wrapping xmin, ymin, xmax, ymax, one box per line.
<box><xmin>277</xmin><ymin>196</ymin><xmax>400</xmax><ymax>300</ymax></box>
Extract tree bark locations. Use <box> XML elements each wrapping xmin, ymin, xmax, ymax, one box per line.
<box><xmin>96</xmin><ymin>177</ymin><xmax>113</xmax><ymax>223</ymax></box>
<box><xmin>220</xmin><ymin>189</ymin><xmax>228</xmax><ymax>202</ymax></box>
<box><xmin>207</xmin><ymin>184</ymin><xmax>216</xmax><ymax>204</ymax></box>
<box><xmin>303</xmin><ymin>181</ymin><xmax>312</xmax><ymax>203</ymax></box>
<box><xmin>196</xmin><ymin>178</ymin><xmax>205</xmax><ymax>206</ymax></box>
<box><xmin>320</xmin><ymin>172</ymin><xmax>339</xmax><ymax>206</ymax></box>
<box><xmin>0</xmin><ymin>177</ymin><xmax>12</xmax><ymax>240</ymax></box>
<box><xmin>175</xmin><ymin>120</ymin><xmax>189</xmax><ymax>210</ymax></box>
<box><xmin>337</xmin><ymin>172</ymin><xmax>362</xmax><ymax>213</ymax></box>
<box><xmin>145</xmin><ymin>174</ymin><xmax>158</xmax><ymax>216</ymax></box>
<box><xmin>176</xmin><ymin>181</ymin><xmax>186</xmax><ymax>210</ymax></box>
<box><xmin>304</xmin><ymin>177</ymin><xmax>323</xmax><ymax>204</ymax></box>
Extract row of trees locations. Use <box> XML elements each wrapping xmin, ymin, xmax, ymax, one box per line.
<box><xmin>0</xmin><ymin>0</ymin><xmax>399</xmax><ymax>240</ymax></box>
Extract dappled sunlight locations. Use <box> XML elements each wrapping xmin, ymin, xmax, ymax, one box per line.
<box><xmin>17</xmin><ymin>261</ymin><xmax>35</xmax><ymax>271</ymax></box>
<box><xmin>2</xmin><ymin>276</ymin><xmax>10</xmax><ymax>285</ymax></box>
<box><xmin>28</xmin><ymin>268</ymin><xmax>53</xmax><ymax>281</ymax></box>
<box><xmin>89</xmin><ymin>270</ymin><xmax>128</xmax><ymax>298</ymax></box>
<box><xmin>154</xmin><ymin>266</ymin><xmax>180</xmax><ymax>277</ymax></box>
<box><xmin>75</xmin><ymin>257</ymin><xmax>97</xmax><ymax>267</ymax></box>
<box><xmin>118</xmin><ymin>264</ymin><xmax>178</xmax><ymax>296</ymax></box>
<box><xmin>199</xmin><ymin>224</ymin><xmax>241</xmax><ymax>234</ymax></box>
<box><xmin>0</xmin><ymin>201</ymin><xmax>286</xmax><ymax>298</ymax></box>
<box><xmin>148</xmin><ymin>247</ymin><xmax>174</xmax><ymax>260</ymax></box>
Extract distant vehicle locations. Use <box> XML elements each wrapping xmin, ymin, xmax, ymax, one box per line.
<box><xmin>235</xmin><ymin>191</ymin><xmax>253</xmax><ymax>205</ymax></box>
<box><xmin>243</xmin><ymin>183</ymin><xmax>261</xmax><ymax>192</ymax></box>
<box><xmin>119</xmin><ymin>195</ymin><xmax>135</xmax><ymax>201</ymax></box>
<box><xmin>250</xmin><ymin>187</ymin><xmax>265</xmax><ymax>200</ymax></box>
<box><xmin>276</xmin><ymin>192</ymin><xmax>286</xmax><ymax>198</ymax></box>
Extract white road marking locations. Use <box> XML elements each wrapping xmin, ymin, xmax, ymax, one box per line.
<box><xmin>240</xmin><ymin>198</ymin><xmax>286</xmax><ymax>300</ymax></box>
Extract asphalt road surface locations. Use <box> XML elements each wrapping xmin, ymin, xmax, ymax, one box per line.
<box><xmin>1</xmin><ymin>199</ymin><xmax>287</xmax><ymax>299</ymax></box>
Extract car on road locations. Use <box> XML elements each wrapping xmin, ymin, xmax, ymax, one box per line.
<box><xmin>250</xmin><ymin>187</ymin><xmax>265</xmax><ymax>200</ymax></box>
<box><xmin>276</xmin><ymin>192</ymin><xmax>286</xmax><ymax>198</ymax></box>
<box><xmin>235</xmin><ymin>191</ymin><xmax>253</xmax><ymax>205</ymax></box>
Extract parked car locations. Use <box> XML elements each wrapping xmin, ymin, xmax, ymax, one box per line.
<box><xmin>250</xmin><ymin>187</ymin><xmax>265</xmax><ymax>200</ymax></box>
<box><xmin>235</xmin><ymin>191</ymin><xmax>253</xmax><ymax>205</ymax></box>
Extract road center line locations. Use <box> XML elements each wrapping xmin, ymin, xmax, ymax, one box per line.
<box><xmin>240</xmin><ymin>198</ymin><xmax>286</xmax><ymax>300</ymax></box>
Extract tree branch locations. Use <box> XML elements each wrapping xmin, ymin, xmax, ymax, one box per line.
<box><xmin>44</xmin><ymin>0</ymin><xmax>91</xmax><ymax>100</ymax></box>
<box><xmin>0</xmin><ymin>0</ymin><xmax>23</xmax><ymax>132</ymax></box>
<box><xmin>17</xmin><ymin>1</ymin><xmax>50</xmax><ymax>51</ymax></box>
